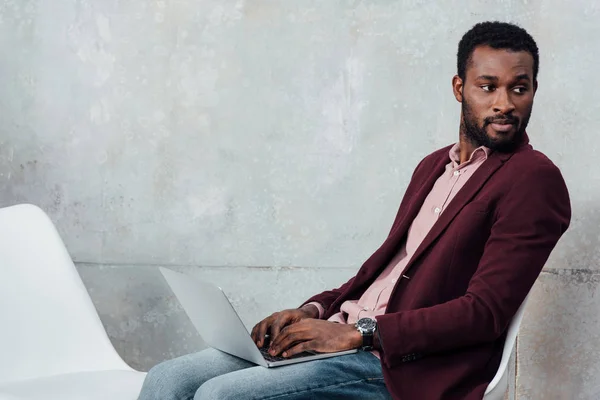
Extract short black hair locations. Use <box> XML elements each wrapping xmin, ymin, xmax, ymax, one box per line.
<box><xmin>457</xmin><ymin>21</ymin><xmax>539</xmax><ymax>81</ymax></box>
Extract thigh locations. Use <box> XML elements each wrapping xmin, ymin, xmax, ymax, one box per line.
<box><xmin>139</xmin><ymin>348</ymin><xmax>254</xmax><ymax>400</ymax></box>
<box><xmin>195</xmin><ymin>351</ymin><xmax>391</xmax><ymax>400</ymax></box>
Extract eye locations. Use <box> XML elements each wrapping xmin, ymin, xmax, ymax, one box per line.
<box><xmin>513</xmin><ymin>86</ymin><xmax>528</xmax><ymax>94</ymax></box>
<box><xmin>481</xmin><ymin>85</ymin><xmax>495</xmax><ymax>92</ymax></box>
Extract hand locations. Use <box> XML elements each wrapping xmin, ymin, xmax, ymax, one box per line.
<box><xmin>251</xmin><ymin>304</ymin><xmax>319</xmax><ymax>348</ymax></box>
<box><xmin>268</xmin><ymin>319</ymin><xmax>362</xmax><ymax>358</ymax></box>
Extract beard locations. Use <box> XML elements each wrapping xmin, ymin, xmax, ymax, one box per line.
<box><xmin>461</xmin><ymin>97</ymin><xmax>531</xmax><ymax>153</ymax></box>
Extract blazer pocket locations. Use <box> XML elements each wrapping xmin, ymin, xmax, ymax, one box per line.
<box><xmin>462</xmin><ymin>200</ymin><xmax>491</xmax><ymax>215</ymax></box>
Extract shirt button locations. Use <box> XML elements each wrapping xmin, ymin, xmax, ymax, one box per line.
<box><xmin>434</xmin><ymin>207</ymin><xmax>441</xmax><ymax>214</ymax></box>
<box><xmin>391</xmin><ymin>279</ymin><xmax>397</xmax><ymax>284</ymax></box>
<box><xmin>363</xmin><ymin>307</ymin><xmax>370</xmax><ymax>311</ymax></box>
<box><xmin>453</xmin><ymin>170</ymin><xmax>460</xmax><ymax>176</ymax></box>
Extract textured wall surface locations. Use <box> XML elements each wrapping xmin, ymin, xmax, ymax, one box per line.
<box><xmin>1</xmin><ymin>1</ymin><xmax>599</xmax><ymax>398</ymax></box>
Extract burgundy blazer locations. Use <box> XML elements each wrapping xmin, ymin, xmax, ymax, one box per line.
<box><xmin>303</xmin><ymin>136</ymin><xmax>571</xmax><ymax>399</ymax></box>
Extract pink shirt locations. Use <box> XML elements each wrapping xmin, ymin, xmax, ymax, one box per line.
<box><xmin>309</xmin><ymin>143</ymin><xmax>490</xmax><ymax>355</ymax></box>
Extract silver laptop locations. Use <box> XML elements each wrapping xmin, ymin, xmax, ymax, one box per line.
<box><xmin>159</xmin><ymin>267</ymin><xmax>357</xmax><ymax>367</ymax></box>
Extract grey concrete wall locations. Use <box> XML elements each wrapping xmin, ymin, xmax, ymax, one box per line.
<box><xmin>0</xmin><ymin>1</ymin><xmax>599</xmax><ymax>398</ymax></box>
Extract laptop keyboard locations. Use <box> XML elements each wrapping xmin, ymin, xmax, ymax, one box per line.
<box><xmin>259</xmin><ymin>346</ymin><xmax>314</xmax><ymax>362</ymax></box>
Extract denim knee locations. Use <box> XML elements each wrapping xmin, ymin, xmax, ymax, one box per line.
<box><xmin>139</xmin><ymin>360</ymin><xmax>197</xmax><ymax>400</ymax></box>
<box><xmin>194</xmin><ymin>377</ymin><xmax>241</xmax><ymax>400</ymax></box>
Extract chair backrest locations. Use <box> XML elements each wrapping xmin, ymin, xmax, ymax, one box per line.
<box><xmin>0</xmin><ymin>204</ymin><xmax>131</xmax><ymax>384</ymax></box>
<box><xmin>483</xmin><ymin>294</ymin><xmax>531</xmax><ymax>398</ymax></box>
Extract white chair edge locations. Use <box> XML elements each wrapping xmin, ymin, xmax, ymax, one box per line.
<box><xmin>484</xmin><ymin>294</ymin><xmax>530</xmax><ymax>396</ymax></box>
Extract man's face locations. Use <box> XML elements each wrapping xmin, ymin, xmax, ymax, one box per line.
<box><xmin>453</xmin><ymin>46</ymin><xmax>537</xmax><ymax>152</ymax></box>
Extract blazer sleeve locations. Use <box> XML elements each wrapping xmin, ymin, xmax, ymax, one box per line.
<box><xmin>376</xmin><ymin>163</ymin><xmax>571</xmax><ymax>368</ymax></box>
<box><xmin>299</xmin><ymin>276</ymin><xmax>357</xmax><ymax>317</ymax></box>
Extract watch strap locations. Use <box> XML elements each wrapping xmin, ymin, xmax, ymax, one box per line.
<box><xmin>361</xmin><ymin>332</ymin><xmax>374</xmax><ymax>351</ymax></box>
<box><xmin>356</xmin><ymin>318</ymin><xmax>376</xmax><ymax>351</ymax></box>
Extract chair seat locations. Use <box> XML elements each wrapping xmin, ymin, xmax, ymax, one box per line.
<box><xmin>0</xmin><ymin>370</ymin><xmax>147</xmax><ymax>400</ymax></box>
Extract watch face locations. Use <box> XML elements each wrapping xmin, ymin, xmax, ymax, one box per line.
<box><xmin>357</xmin><ymin>318</ymin><xmax>377</xmax><ymax>332</ymax></box>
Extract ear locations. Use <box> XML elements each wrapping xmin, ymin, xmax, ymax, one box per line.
<box><xmin>533</xmin><ymin>79</ymin><xmax>538</xmax><ymax>95</ymax></box>
<box><xmin>452</xmin><ymin>75</ymin><xmax>464</xmax><ymax>103</ymax></box>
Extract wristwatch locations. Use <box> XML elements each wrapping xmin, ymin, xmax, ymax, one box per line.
<box><xmin>355</xmin><ymin>318</ymin><xmax>377</xmax><ymax>351</ymax></box>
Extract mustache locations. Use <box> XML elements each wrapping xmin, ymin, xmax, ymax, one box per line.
<box><xmin>484</xmin><ymin>115</ymin><xmax>519</xmax><ymax>126</ymax></box>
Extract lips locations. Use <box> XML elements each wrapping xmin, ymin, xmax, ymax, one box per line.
<box><xmin>487</xmin><ymin>119</ymin><xmax>517</xmax><ymax>133</ymax></box>
<box><xmin>490</xmin><ymin>122</ymin><xmax>514</xmax><ymax>132</ymax></box>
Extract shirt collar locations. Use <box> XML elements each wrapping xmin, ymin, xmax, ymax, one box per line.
<box><xmin>448</xmin><ymin>143</ymin><xmax>491</xmax><ymax>168</ymax></box>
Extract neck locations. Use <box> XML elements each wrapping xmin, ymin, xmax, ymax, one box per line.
<box><xmin>458</xmin><ymin>130</ymin><xmax>477</xmax><ymax>164</ymax></box>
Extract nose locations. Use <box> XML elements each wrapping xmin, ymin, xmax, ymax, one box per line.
<box><xmin>492</xmin><ymin>88</ymin><xmax>516</xmax><ymax>115</ymax></box>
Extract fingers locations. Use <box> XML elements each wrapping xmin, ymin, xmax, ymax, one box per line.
<box><xmin>270</xmin><ymin>312</ymin><xmax>293</xmax><ymax>340</ymax></box>
<box><xmin>252</xmin><ymin>309</ymin><xmax>305</xmax><ymax>348</ymax></box>
<box><xmin>281</xmin><ymin>341</ymin><xmax>313</xmax><ymax>358</ymax></box>
<box><xmin>251</xmin><ymin>315</ymin><xmax>274</xmax><ymax>348</ymax></box>
<box><xmin>257</xmin><ymin>319</ymin><xmax>271</xmax><ymax>348</ymax></box>
<box><xmin>269</xmin><ymin>323</ymin><xmax>311</xmax><ymax>356</ymax></box>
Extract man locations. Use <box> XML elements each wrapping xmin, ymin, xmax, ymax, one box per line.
<box><xmin>139</xmin><ymin>21</ymin><xmax>570</xmax><ymax>400</ymax></box>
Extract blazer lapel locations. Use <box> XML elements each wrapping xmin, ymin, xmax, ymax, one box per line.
<box><xmin>388</xmin><ymin>155</ymin><xmax>450</xmax><ymax>243</ymax></box>
<box><xmin>357</xmin><ymin>151</ymin><xmax>451</xmax><ymax>285</ymax></box>
<box><xmin>399</xmin><ymin>150</ymin><xmax>513</xmax><ymax>278</ymax></box>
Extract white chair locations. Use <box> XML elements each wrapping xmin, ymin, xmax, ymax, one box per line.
<box><xmin>483</xmin><ymin>294</ymin><xmax>531</xmax><ymax>400</ymax></box>
<box><xmin>0</xmin><ymin>204</ymin><xmax>146</xmax><ymax>400</ymax></box>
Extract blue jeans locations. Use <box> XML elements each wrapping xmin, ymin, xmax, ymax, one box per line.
<box><xmin>138</xmin><ymin>348</ymin><xmax>391</xmax><ymax>400</ymax></box>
